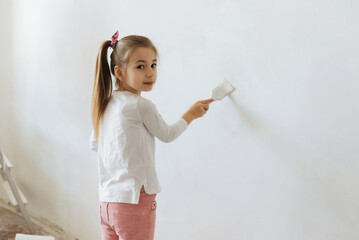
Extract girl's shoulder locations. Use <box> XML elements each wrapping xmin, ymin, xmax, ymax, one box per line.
<box><xmin>111</xmin><ymin>90</ymin><xmax>156</xmax><ymax>110</ymax></box>
<box><xmin>137</xmin><ymin>96</ymin><xmax>155</xmax><ymax>110</ymax></box>
<box><xmin>137</xmin><ymin>95</ymin><xmax>152</xmax><ymax>104</ymax></box>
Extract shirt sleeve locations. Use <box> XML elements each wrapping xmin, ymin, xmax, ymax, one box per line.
<box><xmin>137</xmin><ymin>97</ymin><xmax>188</xmax><ymax>143</ymax></box>
<box><xmin>90</xmin><ymin>129</ymin><xmax>98</xmax><ymax>152</ymax></box>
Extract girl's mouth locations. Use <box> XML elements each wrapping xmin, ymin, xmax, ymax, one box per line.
<box><xmin>144</xmin><ymin>82</ymin><xmax>153</xmax><ymax>85</ymax></box>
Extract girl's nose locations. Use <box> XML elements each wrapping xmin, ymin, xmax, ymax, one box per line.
<box><xmin>147</xmin><ymin>68</ymin><xmax>154</xmax><ymax>77</ymax></box>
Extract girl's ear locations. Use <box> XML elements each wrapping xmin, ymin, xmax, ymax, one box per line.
<box><xmin>114</xmin><ymin>65</ymin><xmax>124</xmax><ymax>81</ymax></box>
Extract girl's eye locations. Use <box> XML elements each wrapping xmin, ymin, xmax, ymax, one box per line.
<box><xmin>137</xmin><ymin>64</ymin><xmax>157</xmax><ymax>69</ymax></box>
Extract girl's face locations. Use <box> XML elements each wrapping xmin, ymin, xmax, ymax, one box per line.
<box><xmin>115</xmin><ymin>47</ymin><xmax>157</xmax><ymax>96</ymax></box>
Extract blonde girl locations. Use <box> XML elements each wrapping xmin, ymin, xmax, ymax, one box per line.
<box><xmin>90</xmin><ymin>31</ymin><xmax>214</xmax><ymax>240</ymax></box>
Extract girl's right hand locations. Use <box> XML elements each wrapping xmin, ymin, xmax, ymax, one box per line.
<box><xmin>181</xmin><ymin>98</ymin><xmax>215</xmax><ymax>125</ymax></box>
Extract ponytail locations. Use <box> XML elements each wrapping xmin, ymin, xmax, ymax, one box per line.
<box><xmin>91</xmin><ymin>40</ymin><xmax>113</xmax><ymax>141</ymax></box>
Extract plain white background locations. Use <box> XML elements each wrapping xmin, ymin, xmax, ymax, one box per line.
<box><xmin>0</xmin><ymin>0</ymin><xmax>358</xmax><ymax>239</ymax></box>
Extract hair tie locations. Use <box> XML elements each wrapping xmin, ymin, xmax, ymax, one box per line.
<box><xmin>110</xmin><ymin>31</ymin><xmax>119</xmax><ymax>49</ymax></box>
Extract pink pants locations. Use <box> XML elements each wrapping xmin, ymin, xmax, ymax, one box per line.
<box><xmin>99</xmin><ymin>192</ymin><xmax>157</xmax><ymax>240</ymax></box>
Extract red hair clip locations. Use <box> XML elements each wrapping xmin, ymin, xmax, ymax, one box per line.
<box><xmin>110</xmin><ymin>31</ymin><xmax>119</xmax><ymax>49</ymax></box>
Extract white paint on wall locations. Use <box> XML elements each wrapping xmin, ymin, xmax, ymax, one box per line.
<box><xmin>0</xmin><ymin>0</ymin><xmax>358</xmax><ymax>239</ymax></box>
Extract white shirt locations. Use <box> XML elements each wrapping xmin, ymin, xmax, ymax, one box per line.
<box><xmin>90</xmin><ymin>90</ymin><xmax>188</xmax><ymax>204</ymax></box>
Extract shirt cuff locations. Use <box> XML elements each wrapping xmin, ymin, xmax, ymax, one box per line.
<box><xmin>179</xmin><ymin>117</ymin><xmax>189</xmax><ymax>128</ymax></box>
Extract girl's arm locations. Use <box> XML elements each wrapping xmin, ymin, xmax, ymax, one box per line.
<box><xmin>137</xmin><ymin>98</ymin><xmax>188</xmax><ymax>143</ymax></box>
<box><xmin>181</xmin><ymin>98</ymin><xmax>214</xmax><ymax>125</ymax></box>
<box><xmin>181</xmin><ymin>111</ymin><xmax>195</xmax><ymax>125</ymax></box>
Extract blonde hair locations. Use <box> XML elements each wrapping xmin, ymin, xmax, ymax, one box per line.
<box><xmin>91</xmin><ymin>35</ymin><xmax>159</xmax><ymax>141</ymax></box>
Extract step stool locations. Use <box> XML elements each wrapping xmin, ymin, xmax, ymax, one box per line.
<box><xmin>0</xmin><ymin>150</ymin><xmax>36</xmax><ymax>234</ymax></box>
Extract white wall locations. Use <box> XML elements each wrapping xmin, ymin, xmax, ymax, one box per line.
<box><xmin>1</xmin><ymin>0</ymin><xmax>358</xmax><ymax>239</ymax></box>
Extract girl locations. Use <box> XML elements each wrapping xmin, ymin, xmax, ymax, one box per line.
<box><xmin>90</xmin><ymin>31</ymin><xmax>214</xmax><ymax>240</ymax></box>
